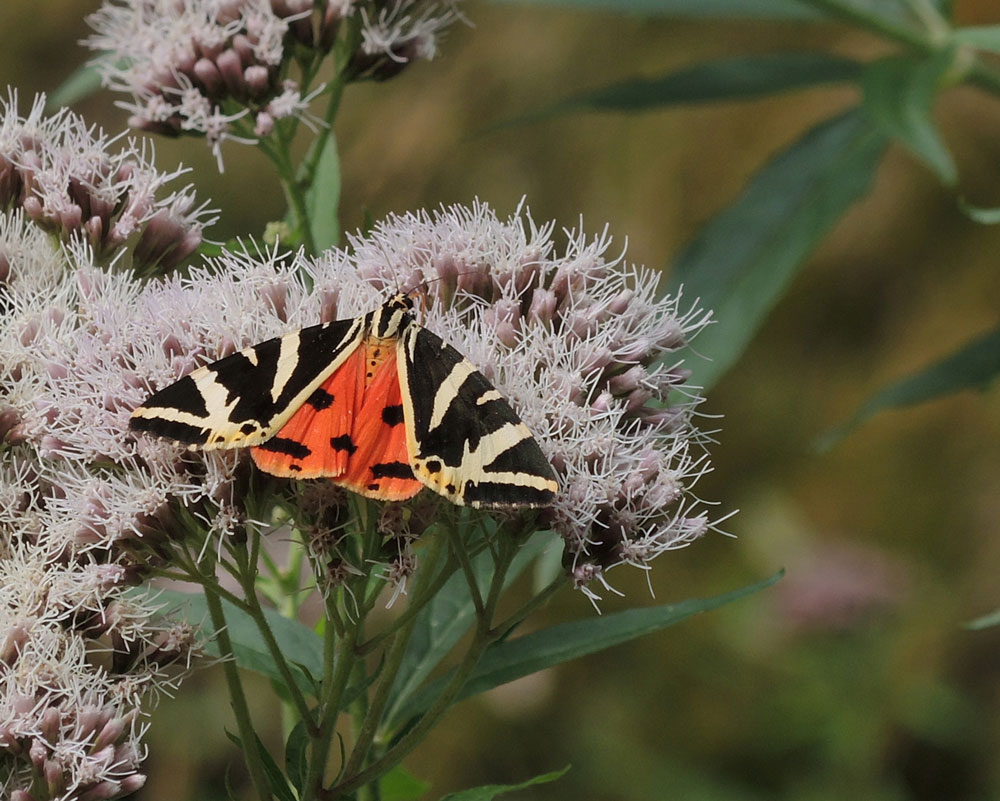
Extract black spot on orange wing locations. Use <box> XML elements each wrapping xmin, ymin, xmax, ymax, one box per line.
<box><xmin>371</xmin><ymin>461</ymin><xmax>414</xmax><ymax>479</ymax></box>
<box><xmin>331</xmin><ymin>435</ymin><xmax>357</xmax><ymax>454</ymax></box>
<box><xmin>255</xmin><ymin>436</ymin><xmax>311</xmax><ymax>459</ymax></box>
<box><xmin>381</xmin><ymin>404</ymin><xmax>404</xmax><ymax>426</ymax></box>
<box><xmin>307</xmin><ymin>388</ymin><xmax>335</xmax><ymax>410</ymax></box>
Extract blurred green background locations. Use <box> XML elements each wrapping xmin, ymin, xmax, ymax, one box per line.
<box><xmin>5</xmin><ymin>1</ymin><xmax>1000</xmax><ymax>799</ymax></box>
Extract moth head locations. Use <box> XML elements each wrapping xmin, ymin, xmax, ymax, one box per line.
<box><xmin>373</xmin><ymin>293</ymin><xmax>416</xmax><ymax>337</ymax></box>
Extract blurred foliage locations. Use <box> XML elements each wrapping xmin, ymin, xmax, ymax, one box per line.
<box><xmin>5</xmin><ymin>0</ymin><xmax>1000</xmax><ymax>800</ymax></box>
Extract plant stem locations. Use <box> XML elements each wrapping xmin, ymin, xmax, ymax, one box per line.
<box><xmin>445</xmin><ymin>522</ymin><xmax>485</xmax><ymax>619</ymax></box>
<box><xmin>323</xmin><ymin>628</ymin><xmax>491</xmax><ymax>800</ymax></box>
<box><xmin>203</xmin><ymin>566</ymin><xmax>274</xmax><ymax>801</ymax></box>
<box><xmin>324</xmin><ymin>532</ymin><xmax>515</xmax><ymax>799</ymax></box>
<box><xmin>237</xmin><ymin>567</ymin><xmax>318</xmax><ymax>731</ymax></box>
<box><xmin>339</xmin><ymin>532</ymin><xmax>449</xmax><ymax>782</ymax></box>
<box><xmin>303</xmin><ymin>609</ymin><xmax>360</xmax><ymax>801</ymax></box>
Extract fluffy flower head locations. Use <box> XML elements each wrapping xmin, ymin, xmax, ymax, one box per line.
<box><xmin>0</xmin><ymin>90</ymin><xmax>213</xmax><ymax>273</ymax></box>
<box><xmin>6</xmin><ymin>200</ymin><xmax>719</xmax><ymax>599</ymax></box>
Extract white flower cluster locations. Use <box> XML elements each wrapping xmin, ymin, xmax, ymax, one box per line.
<box><xmin>347</xmin><ymin>202</ymin><xmax>719</xmax><ymax>598</ymax></box>
<box><xmin>353</xmin><ymin>1</ymin><xmax>465</xmax><ymax>79</ymax></box>
<box><xmin>84</xmin><ymin>0</ymin><xmax>465</xmax><ymax>165</ymax></box>
<box><xmin>0</xmin><ymin>503</ymin><xmax>196</xmax><ymax>801</ymax></box>
<box><xmin>0</xmin><ymin>125</ymin><xmax>207</xmax><ymax>799</ymax></box>
<box><xmin>0</xmin><ymin>91</ymin><xmax>213</xmax><ymax>274</ymax></box>
<box><xmin>4</xmin><ymin>200</ymin><xmax>719</xmax><ymax>606</ymax></box>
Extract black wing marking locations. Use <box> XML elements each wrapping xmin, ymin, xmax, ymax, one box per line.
<box><xmin>130</xmin><ymin>317</ymin><xmax>364</xmax><ymax>449</ymax></box>
<box><xmin>398</xmin><ymin>325</ymin><xmax>557</xmax><ymax>508</ymax></box>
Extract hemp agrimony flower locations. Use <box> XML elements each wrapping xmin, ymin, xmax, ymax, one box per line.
<box><xmin>0</xmin><ymin>91</ymin><xmax>213</xmax><ymax>275</ymax></box>
<box><xmin>5</xmin><ymin>200</ymin><xmax>717</xmax><ymax>600</ymax></box>
<box><xmin>0</xmin><ymin>106</ymin><xmax>210</xmax><ymax>798</ymax></box>
<box><xmin>84</xmin><ymin>0</ymin><xmax>466</xmax><ymax>167</ymax></box>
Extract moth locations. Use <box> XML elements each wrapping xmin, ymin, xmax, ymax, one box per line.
<box><xmin>129</xmin><ymin>293</ymin><xmax>558</xmax><ymax>508</ymax></box>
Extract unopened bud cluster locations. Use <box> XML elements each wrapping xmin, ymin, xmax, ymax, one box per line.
<box><xmin>85</xmin><ymin>0</ymin><xmax>464</xmax><ymax>165</ymax></box>
<box><xmin>0</xmin><ymin>92</ymin><xmax>213</xmax><ymax>274</ymax></box>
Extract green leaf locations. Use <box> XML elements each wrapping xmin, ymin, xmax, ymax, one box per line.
<box><xmin>47</xmin><ymin>63</ymin><xmax>106</xmax><ymax>109</ymax></box>
<box><xmin>438</xmin><ymin>767</ymin><xmax>570</xmax><ymax>801</ymax></box>
<box><xmin>953</xmin><ymin>25</ymin><xmax>1000</xmax><ymax>53</ymax></box>
<box><xmin>959</xmin><ymin>198</ymin><xmax>1000</xmax><ymax>225</ymax></box>
<box><xmin>305</xmin><ymin>129</ymin><xmax>341</xmax><ymax>252</ymax></box>
<box><xmin>861</xmin><ymin>51</ymin><xmax>957</xmax><ymax>184</ymax></box>
<box><xmin>383</xmin><ymin>530</ymin><xmax>557</xmax><ymax>725</ymax></box>
<box><xmin>285</xmin><ymin>721</ymin><xmax>309</xmax><ymax>794</ymax></box>
<box><xmin>147</xmin><ymin>588</ymin><xmax>324</xmax><ymax>696</ymax></box>
<box><xmin>224</xmin><ymin>730</ymin><xmax>297</xmax><ymax>801</ymax></box>
<box><xmin>392</xmin><ymin>572</ymin><xmax>782</xmax><ymax>727</ymax></box>
<box><xmin>966</xmin><ymin>607</ymin><xmax>1000</xmax><ymax>630</ymax></box>
<box><xmin>668</xmin><ymin>108</ymin><xmax>886</xmax><ymax>389</ymax></box>
<box><xmin>509</xmin><ymin>53</ymin><xmax>861</xmax><ymax>125</ymax></box>
<box><xmin>381</xmin><ymin>766</ymin><xmax>432</xmax><ymax>801</ymax></box>
<box><xmin>253</xmin><ymin>731</ymin><xmax>297</xmax><ymax>801</ymax></box>
<box><xmin>815</xmin><ymin>324</ymin><xmax>1000</xmax><ymax>450</ymax></box>
<box><xmin>491</xmin><ymin>0</ymin><xmax>820</xmax><ymax>18</ymax></box>
<box><xmin>491</xmin><ymin>0</ymin><xmax>949</xmax><ymax>21</ymax></box>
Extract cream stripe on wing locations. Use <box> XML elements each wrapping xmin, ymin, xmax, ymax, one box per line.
<box><xmin>270</xmin><ymin>334</ymin><xmax>301</xmax><ymax>403</ymax></box>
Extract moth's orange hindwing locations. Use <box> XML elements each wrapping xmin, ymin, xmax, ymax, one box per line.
<box><xmin>326</xmin><ymin>339</ymin><xmax>423</xmax><ymax>501</ymax></box>
<box><xmin>250</xmin><ymin>343</ymin><xmax>365</xmax><ymax>479</ymax></box>
<box><xmin>129</xmin><ymin>316</ymin><xmax>364</xmax><ymax>450</ymax></box>
<box><xmin>397</xmin><ymin>325</ymin><xmax>558</xmax><ymax>508</ymax></box>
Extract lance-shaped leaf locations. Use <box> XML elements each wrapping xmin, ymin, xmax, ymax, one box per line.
<box><xmin>48</xmin><ymin>63</ymin><xmax>109</xmax><ymax>109</ymax></box>
<box><xmin>492</xmin><ymin>0</ymin><xmax>950</xmax><ymax>22</ymax></box>
<box><xmin>389</xmin><ymin>571</ymin><xmax>782</xmax><ymax>729</ymax></box>
<box><xmin>491</xmin><ymin>0</ymin><xmax>820</xmax><ymax>18</ymax></box>
<box><xmin>966</xmin><ymin>607</ymin><xmax>1000</xmax><ymax>630</ymax></box>
<box><xmin>380</xmin><ymin>766</ymin><xmax>432</xmax><ymax>801</ymax></box>
<box><xmin>305</xmin><ymin>129</ymin><xmax>341</xmax><ymax>252</ymax></box>
<box><xmin>668</xmin><ymin>108</ymin><xmax>886</xmax><ymax>389</ymax></box>
<box><xmin>147</xmin><ymin>588</ymin><xmax>324</xmax><ymax>695</ymax></box>
<box><xmin>953</xmin><ymin>25</ymin><xmax>1000</xmax><ymax>53</ymax></box>
<box><xmin>382</xmin><ymin>531</ymin><xmax>557</xmax><ymax>724</ymax></box>
<box><xmin>862</xmin><ymin>50</ymin><xmax>957</xmax><ymax>185</ymax></box>
<box><xmin>438</xmin><ymin>767</ymin><xmax>570</xmax><ymax>801</ymax></box>
<box><xmin>959</xmin><ymin>198</ymin><xmax>1000</xmax><ymax>225</ymax></box>
<box><xmin>816</xmin><ymin>324</ymin><xmax>1000</xmax><ymax>450</ymax></box>
<box><xmin>506</xmin><ymin>53</ymin><xmax>861</xmax><ymax>127</ymax></box>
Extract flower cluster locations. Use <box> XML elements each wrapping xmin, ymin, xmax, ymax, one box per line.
<box><xmin>0</xmin><ymin>91</ymin><xmax>213</xmax><ymax>274</ymax></box>
<box><xmin>84</xmin><ymin>0</ymin><xmax>465</xmax><ymax>166</ymax></box>
<box><xmin>0</xmin><ymin>497</ymin><xmax>199</xmax><ymax>800</ymax></box>
<box><xmin>5</xmin><ymin>200</ymin><xmax>718</xmax><ymax>605</ymax></box>
<box><xmin>347</xmin><ymin>202</ymin><xmax>718</xmax><ymax>598</ymax></box>
<box><xmin>1</xmin><ymin>393</ymin><xmax>201</xmax><ymax>800</ymax></box>
<box><xmin>0</xmin><ymin>109</ymin><xmax>210</xmax><ymax>799</ymax></box>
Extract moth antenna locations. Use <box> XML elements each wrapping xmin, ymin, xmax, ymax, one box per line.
<box><xmin>402</xmin><ymin>270</ymin><xmax>486</xmax><ymax>312</ymax></box>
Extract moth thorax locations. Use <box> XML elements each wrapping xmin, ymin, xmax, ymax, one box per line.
<box><xmin>363</xmin><ymin>336</ymin><xmax>396</xmax><ymax>387</ymax></box>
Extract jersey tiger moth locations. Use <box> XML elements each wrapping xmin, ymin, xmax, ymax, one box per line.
<box><xmin>129</xmin><ymin>293</ymin><xmax>558</xmax><ymax>508</ymax></box>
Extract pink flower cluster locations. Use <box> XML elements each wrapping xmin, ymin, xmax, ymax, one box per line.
<box><xmin>84</xmin><ymin>0</ymin><xmax>465</xmax><ymax>166</ymax></box>
<box><xmin>0</xmin><ymin>91</ymin><xmax>212</xmax><ymax>273</ymax></box>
